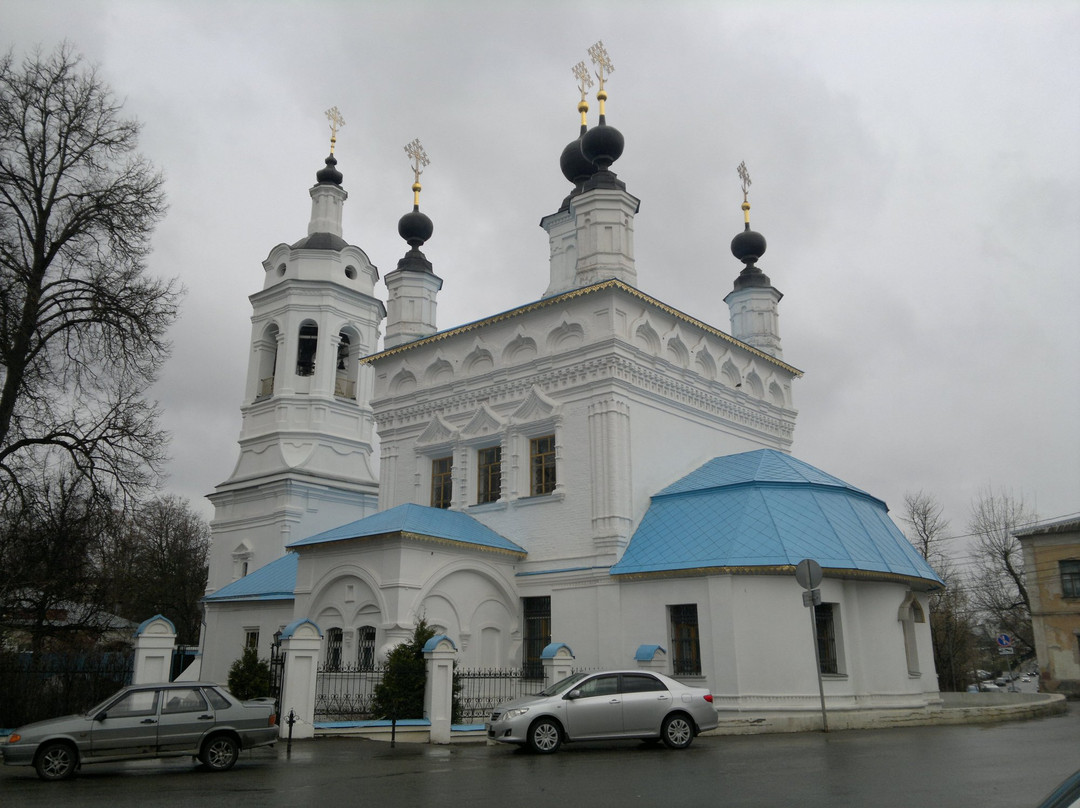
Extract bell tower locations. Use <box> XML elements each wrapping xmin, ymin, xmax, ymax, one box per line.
<box><xmin>206</xmin><ymin>108</ymin><xmax>384</xmax><ymax>593</ymax></box>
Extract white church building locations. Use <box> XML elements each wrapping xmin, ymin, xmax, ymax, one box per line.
<box><xmin>198</xmin><ymin>63</ymin><xmax>943</xmax><ymax>722</ymax></box>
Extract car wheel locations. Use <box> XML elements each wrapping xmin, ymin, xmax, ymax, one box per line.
<box><xmin>527</xmin><ymin>718</ymin><xmax>562</xmax><ymax>754</ymax></box>
<box><xmin>200</xmin><ymin>734</ymin><xmax>239</xmax><ymax>771</ymax></box>
<box><xmin>34</xmin><ymin>741</ymin><xmax>78</xmax><ymax>781</ymax></box>
<box><xmin>661</xmin><ymin>713</ymin><xmax>694</xmax><ymax>750</ymax></box>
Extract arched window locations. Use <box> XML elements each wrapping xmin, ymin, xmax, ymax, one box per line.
<box><xmin>297</xmin><ymin>323</ymin><xmax>318</xmax><ymax>377</ymax></box>
<box><xmin>256</xmin><ymin>324</ymin><xmax>279</xmax><ymax>399</ymax></box>
<box><xmin>334</xmin><ymin>330</ymin><xmax>358</xmax><ymax>399</ymax></box>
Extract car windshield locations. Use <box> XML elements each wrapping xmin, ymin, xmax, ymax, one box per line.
<box><xmin>537</xmin><ymin>672</ymin><xmax>590</xmax><ymax>697</ymax></box>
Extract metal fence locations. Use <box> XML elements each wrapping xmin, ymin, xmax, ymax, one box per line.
<box><xmin>313</xmin><ymin>664</ymin><xmax>386</xmax><ymax>721</ymax></box>
<box><xmin>0</xmin><ymin>651</ymin><xmax>134</xmax><ymax>729</ymax></box>
<box><xmin>455</xmin><ymin>668</ymin><xmax>547</xmax><ymax>724</ymax></box>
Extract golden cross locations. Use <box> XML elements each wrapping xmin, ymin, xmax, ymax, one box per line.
<box><xmin>588</xmin><ymin>41</ymin><xmax>614</xmax><ymax>93</ymax></box>
<box><xmin>404</xmin><ymin>138</ymin><xmax>430</xmax><ymax>185</ymax></box>
<box><xmin>325</xmin><ymin>106</ymin><xmax>345</xmax><ymax>153</ymax></box>
<box><xmin>738</xmin><ymin>161</ymin><xmax>752</xmax><ymax>203</ymax></box>
<box><xmin>572</xmin><ymin>60</ymin><xmax>594</xmax><ymax>102</ymax></box>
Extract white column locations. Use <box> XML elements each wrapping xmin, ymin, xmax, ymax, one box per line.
<box><xmin>541</xmin><ymin>643</ymin><xmax>576</xmax><ymax>688</ymax></box>
<box><xmin>278</xmin><ymin>619</ymin><xmax>324</xmax><ymax>740</ymax></box>
<box><xmin>132</xmin><ymin>615</ymin><xmax>177</xmax><ymax>684</ymax></box>
<box><xmin>423</xmin><ymin>635</ymin><xmax>458</xmax><ymax>744</ymax></box>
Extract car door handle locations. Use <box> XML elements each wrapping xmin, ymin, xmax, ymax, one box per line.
<box><xmin>140</xmin><ymin>718</ymin><xmax>157</xmax><ymax>724</ymax></box>
<box><xmin>198</xmin><ymin>714</ymin><xmax>214</xmax><ymax>720</ymax></box>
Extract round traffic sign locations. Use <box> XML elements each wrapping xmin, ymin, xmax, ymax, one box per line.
<box><xmin>795</xmin><ymin>559</ymin><xmax>823</xmax><ymax>590</ymax></box>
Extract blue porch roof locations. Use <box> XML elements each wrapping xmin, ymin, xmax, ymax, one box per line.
<box><xmin>286</xmin><ymin>503</ymin><xmax>526</xmax><ymax>556</ymax></box>
<box><xmin>611</xmin><ymin>449</ymin><xmax>942</xmax><ymax>585</ymax></box>
<box><xmin>203</xmin><ymin>553</ymin><xmax>298</xmax><ymax>602</ymax></box>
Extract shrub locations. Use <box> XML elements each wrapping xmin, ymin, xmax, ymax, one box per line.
<box><xmin>371</xmin><ymin>620</ymin><xmax>437</xmax><ymax>720</ymax></box>
<box><xmin>227</xmin><ymin>646</ymin><xmax>270</xmax><ymax>700</ymax></box>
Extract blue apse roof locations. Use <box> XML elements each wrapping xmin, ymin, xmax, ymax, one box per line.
<box><xmin>286</xmin><ymin>503</ymin><xmax>526</xmax><ymax>556</ymax></box>
<box><xmin>204</xmin><ymin>552</ymin><xmax>299</xmax><ymax>602</ymax></box>
<box><xmin>610</xmin><ymin>449</ymin><xmax>943</xmax><ymax>585</ymax></box>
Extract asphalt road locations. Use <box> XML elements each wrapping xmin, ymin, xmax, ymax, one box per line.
<box><xmin>3</xmin><ymin>704</ymin><xmax>1078</xmax><ymax>808</ymax></box>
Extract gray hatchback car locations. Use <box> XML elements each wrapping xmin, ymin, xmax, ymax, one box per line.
<box><xmin>2</xmin><ymin>682</ymin><xmax>278</xmax><ymax>780</ymax></box>
<box><xmin>486</xmin><ymin>670</ymin><xmax>718</xmax><ymax>753</ymax></box>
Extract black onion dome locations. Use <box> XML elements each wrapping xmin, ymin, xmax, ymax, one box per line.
<box><xmin>731</xmin><ymin>224</ymin><xmax>772</xmax><ymax>289</ymax></box>
<box><xmin>731</xmin><ymin>225</ymin><xmax>766</xmax><ymax>264</ymax></box>
<box><xmin>580</xmin><ymin>117</ymin><xmax>625</xmax><ymax>172</ymax></box>
<box><xmin>398</xmin><ymin>207</ymin><xmax>433</xmax><ymax>247</ymax></box>
<box><xmin>561</xmin><ymin>126</ymin><xmax>595</xmax><ymax>186</ymax></box>
<box><xmin>316</xmin><ymin>153</ymin><xmax>343</xmax><ymax>185</ymax></box>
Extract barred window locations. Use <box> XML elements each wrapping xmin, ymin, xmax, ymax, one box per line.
<box><xmin>477</xmin><ymin>446</ymin><xmax>501</xmax><ymax>504</ymax></box>
<box><xmin>325</xmin><ymin>627</ymin><xmax>343</xmax><ymax>670</ymax></box>
<box><xmin>529</xmin><ymin>435</ymin><xmax>556</xmax><ymax>496</ymax></box>
<box><xmin>1061</xmin><ymin>560</ymin><xmax>1080</xmax><ymax>599</ymax></box>
<box><xmin>431</xmin><ymin>456</ymin><xmax>453</xmax><ymax>509</ymax></box>
<box><xmin>522</xmin><ymin>596</ymin><xmax>551</xmax><ymax>680</ymax></box>
<box><xmin>816</xmin><ymin>603</ymin><xmax>840</xmax><ymax>675</ymax></box>
<box><xmin>357</xmin><ymin>625</ymin><xmax>376</xmax><ymax>670</ymax></box>
<box><xmin>669</xmin><ymin>604</ymin><xmax>701</xmax><ymax>676</ymax></box>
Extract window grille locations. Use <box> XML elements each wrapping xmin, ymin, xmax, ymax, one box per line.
<box><xmin>522</xmin><ymin>597</ymin><xmax>551</xmax><ymax>679</ymax></box>
<box><xmin>669</xmin><ymin>604</ymin><xmax>701</xmax><ymax>676</ymax></box>
<box><xmin>815</xmin><ymin>603</ymin><xmax>839</xmax><ymax>674</ymax></box>
<box><xmin>1061</xmin><ymin>560</ymin><xmax>1080</xmax><ymax>599</ymax></box>
<box><xmin>357</xmin><ymin>626</ymin><xmax>377</xmax><ymax>670</ymax></box>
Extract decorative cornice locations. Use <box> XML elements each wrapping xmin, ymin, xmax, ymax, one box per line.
<box><xmin>293</xmin><ymin>529</ymin><xmax>527</xmax><ymax>559</ymax></box>
<box><xmin>362</xmin><ymin>279</ymin><xmax>803</xmax><ymax>376</ymax></box>
<box><xmin>373</xmin><ymin>354</ymin><xmax>795</xmax><ymax>438</ymax></box>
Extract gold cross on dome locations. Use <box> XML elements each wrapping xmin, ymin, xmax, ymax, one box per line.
<box><xmin>325</xmin><ymin>106</ymin><xmax>345</xmax><ymax>153</ymax></box>
<box><xmin>572</xmin><ymin>60</ymin><xmax>594</xmax><ymax>102</ymax></box>
<box><xmin>588</xmin><ymin>41</ymin><xmax>614</xmax><ymax>92</ymax></box>
<box><xmin>738</xmin><ymin>161</ymin><xmax>752</xmax><ymax>203</ymax></box>
<box><xmin>404</xmin><ymin>138</ymin><xmax>430</xmax><ymax>185</ymax></box>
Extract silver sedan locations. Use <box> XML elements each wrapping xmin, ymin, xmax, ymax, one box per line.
<box><xmin>487</xmin><ymin>670</ymin><xmax>718</xmax><ymax>753</ymax></box>
<box><xmin>2</xmin><ymin>682</ymin><xmax>278</xmax><ymax>780</ymax></box>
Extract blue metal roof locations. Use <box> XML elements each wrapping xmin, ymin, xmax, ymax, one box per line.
<box><xmin>611</xmin><ymin>449</ymin><xmax>943</xmax><ymax>585</ymax></box>
<box><xmin>203</xmin><ymin>553</ymin><xmax>299</xmax><ymax>602</ymax></box>
<box><xmin>287</xmin><ymin>503</ymin><xmax>526</xmax><ymax>555</ymax></box>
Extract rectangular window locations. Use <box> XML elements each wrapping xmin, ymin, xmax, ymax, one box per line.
<box><xmin>529</xmin><ymin>435</ymin><xmax>556</xmax><ymax>496</ymax></box>
<box><xmin>325</xmin><ymin>627</ymin><xmax>343</xmax><ymax>669</ymax></box>
<box><xmin>522</xmin><ymin>596</ymin><xmax>551</xmax><ymax>680</ymax></box>
<box><xmin>431</xmin><ymin>456</ymin><xmax>453</xmax><ymax>509</ymax></box>
<box><xmin>670</xmin><ymin>604</ymin><xmax>701</xmax><ymax>676</ymax></box>
<box><xmin>816</xmin><ymin>603</ymin><xmax>840</xmax><ymax>674</ymax></box>
<box><xmin>244</xmin><ymin>629</ymin><xmax>259</xmax><ymax>650</ymax></box>
<box><xmin>477</xmin><ymin>446</ymin><xmax>502</xmax><ymax>504</ymax></box>
<box><xmin>357</xmin><ymin>626</ymin><xmax>376</xmax><ymax>670</ymax></box>
<box><xmin>1061</xmin><ymin>560</ymin><xmax>1080</xmax><ymax>599</ymax></box>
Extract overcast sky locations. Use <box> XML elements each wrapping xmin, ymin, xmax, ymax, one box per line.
<box><xmin>7</xmin><ymin>1</ymin><xmax>1079</xmax><ymax>565</ymax></box>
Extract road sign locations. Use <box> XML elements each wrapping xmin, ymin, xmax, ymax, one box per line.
<box><xmin>802</xmin><ymin>589</ymin><xmax>822</xmax><ymax>607</ymax></box>
<box><xmin>996</xmin><ymin>634</ymin><xmax>1013</xmax><ymax>647</ymax></box>
<box><xmin>999</xmin><ymin>648</ymin><xmax>1015</xmax><ymax>655</ymax></box>
<box><xmin>795</xmin><ymin>559</ymin><xmax>823</xmax><ymax>590</ymax></box>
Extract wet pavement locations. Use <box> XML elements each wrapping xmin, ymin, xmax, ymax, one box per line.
<box><xmin>2</xmin><ymin>703</ymin><xmax>1078</xmax><ymax>807</ymax></box>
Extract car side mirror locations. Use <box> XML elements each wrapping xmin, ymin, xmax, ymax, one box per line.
<box><xmin>95</xmin><ymin>712</ymin><xmax>108</xmax><ymax>721</ymax></box>
<box><xmin>566</xmin><ymin>689</ymin><xmax>582</xmax><ymax>700</ymax></box>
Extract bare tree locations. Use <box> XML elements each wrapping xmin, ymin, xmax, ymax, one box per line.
<box><xmin>101</xmin><ymin>495</ymin><xmax>210</xmax><ymax>645</ymax></box>
<box><xmin>0</xmin><ymin>44</ymin><xmax>179</xmax><ymax>501</ymax></box>
<box><xmin>968</xmin><ymin>487</ymin><xmax>1037</xmax><ymax>657</ymax></box>
<box><xmin>902</xmin><ymin>490</ymin><xmax>950</xmax><ymax>564</ymax></box>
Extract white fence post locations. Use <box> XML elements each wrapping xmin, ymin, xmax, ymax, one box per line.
<box><xmin>133</xmin><ymin>615</ymin><xmax>177</xmax><ymax>684</ymax></box>
<box><xmin>423</xmin><ymin>634</ymin><xmax>458</xmax><ymax>744</ymax></box>
<box><xmin>541</xmin><ymin>642</ymin><xmax>575</xmax><ymax>687</ymax></box>
<box><xmin>634</xmin><ymin>644</ymin><xmax>668</xmax><ymax>672</ymax></box>
<box><xmin>278</xmin><ymin>618</ymin><xmax>323</xmax><ymax>740</ymax></box>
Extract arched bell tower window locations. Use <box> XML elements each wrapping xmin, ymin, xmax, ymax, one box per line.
<box><xmin>297</xmin><ymin>322</ymin><xmax>318</xmax><ymax>377</ymax></box>
<box><xmin>335</xmin><ymin>329</ymin><xmax>359</xmax><ymax>400</ymax></box>
<box><xmin>255</xmin><ymin>323</ymin><xmax>279</xmax><ymax>399</ymax></box>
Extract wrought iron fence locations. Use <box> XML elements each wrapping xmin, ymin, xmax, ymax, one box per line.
<box><xmin>0</xmin><ymin>651</ymin><xmax>134</xmax><ymax>729</ymax></box>
<box><xmin>455</xmin><ymin>668</ymin><xmax>547</xmax><ymax>724</ymax></box>
<box><xmin>313</xmin><ymin>663</ymin><xmax>386</xmax><ymax>720</ymax></box>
